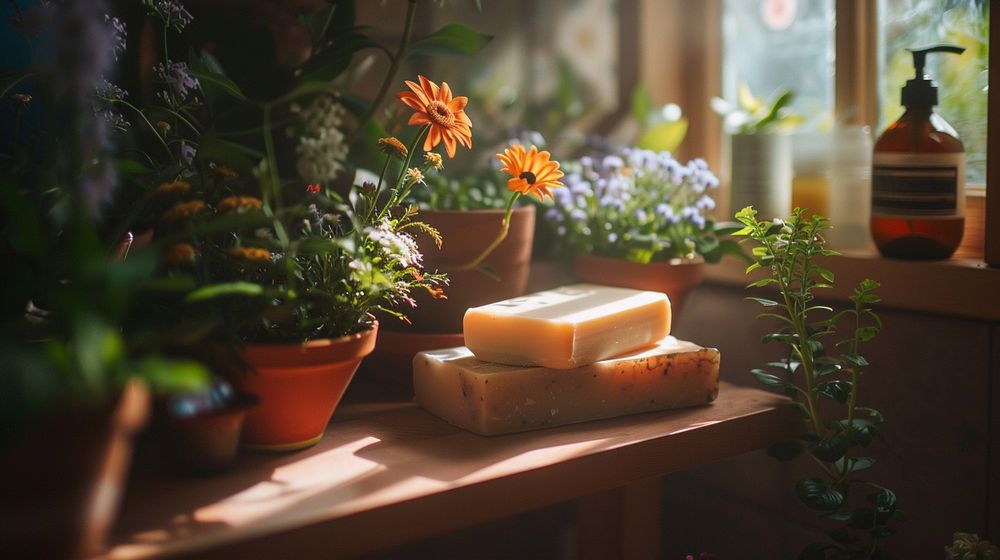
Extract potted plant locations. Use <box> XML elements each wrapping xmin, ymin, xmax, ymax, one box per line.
<box><xmin>364</xmin><ymin>134</ymin><xmax>566</xmax><ymax>393</ymax></box>
<box><xmin>733</xmin><ymin>206</ymin><xmax>900</xmax><ymax>558</ymax></box>
<box><xmin>711</xmin><ymin>83</ymin><xmax>803</xmax><ymax>220</ymax></box>
<box><xmin>0</xmin><ymin>3</ymin><xmax>212</xmax><ymax>555</ymax></box>
<box><xmin>545</xmin><ymin>147</ymin><xmax>740</xmax><ymax>317</ymax></box>
<box><xmin>104</xmin><ymin>2</ymin><xmax>497</xmax><ymax>450</ymax></box>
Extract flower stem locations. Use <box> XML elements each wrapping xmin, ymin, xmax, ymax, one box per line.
<box><xmin>116</xmin><ymin>99</ymin><xmax>175</xmax><ymax>162</ymax></box>
<box><xmin>262</xmin><ymin>103</ymin><xmax>282</xmax><ymax>208</ymax></box>
<box><xmin>352</xmin><ymin>0</ymin><xmax>417</xmax><ymax>139</ymax></box>
<box><xmin>452</xmin><ymin>192</ymin><xmax>520</xmax><ymax>271</ymax></box>
<box><xmin>376</xmin><ymin>125</ymin><xmax>428</xmax><ymax>222</ymax></box>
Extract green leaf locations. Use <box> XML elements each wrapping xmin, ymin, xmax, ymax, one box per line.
<box><xmin>630</xmin><ymin>83</ymin><xmax>652</xmax><ymax>122</ymax></box>
<box><xmin>842</xmin><ymin>354</ymin><xmax>869</xmax><ymax>368</ymax></box>
<box><xmin>186</xmin><ymin>281</ymin><xmax>264</xmax><ymax>302</ymax></box>
<box><xmin>811</xmin><ymin>433</ymin><xmax>849</xmax><ymax>462</ymax></box>
<box><xmin>795</xmin><ymin>478</ymin><xmax>845</xmax><ymax>511</ymax></box>
<box><xmin>477</xmin><ymin>265</ymin><xmax>501</xmax><ymax>282</ymax></box>
<box><xmin>115</xmin><ymin>159</ymin><xmax>152</xmax><ymax>175</ymax></box>
<box><xmin>767</xmin><ymin>440</ymin><xmax>804</xmax><ymax>461</ymax></box>
<box><xmin>856</xmin><ymin>326</ymin><xmax>879</xmax><ymax>342</ymax></box>
<box><xmin>867</xmin><ymin>488</ymin><xmax>896</xmax><ymax>509</ymax></box>
<box><xmin>189</xmin><ymin>66</ymin><xmax>248</xmax><ymax>102</ymax></box>
<box><xmin>817</xmin><ymin>380</ymin><xmax>852</xmax><ymax>403</ymax></box>
<box><xmin>746</xmin><ymin>277</ymin><xmax>777</xmax><ymax>288</ymax></box>
<box><xmin>835</xmin><ymin>456</ymin><xmax>875</xmax><ymax>474</ymax></box>
<box><xmin>407</xmin><ymin>23</ymin><xmax>493</xmax><ymax>58</ymax></box>
<box><xmin>762</xmin><ymin>332</ymin><xmax>798</xmax><ymax>345</ymax></box>
<box><xmin>750</xmin><ymin>368</ymin><xmax>786</xmax><ymax>388</ymax></box>
<box><xmin>815</xmin><ymin>266</ymin><xmax>835</xmax><ymax>284</ymax></box>
<box><xmin>133</xmin><ymin>357</ymin><xmax>211</xmax><ymax>394</ymax></box>
<box><xmin>746</xmin><ymin>296</ymin><xmax>779</xmax><ymax>307</ymax></box>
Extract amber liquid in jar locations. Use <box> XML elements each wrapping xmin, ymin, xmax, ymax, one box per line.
<box><xmin>871</xmin><ymin>109</ymin><xmax>965</xmax><ymax>260</ymax></box>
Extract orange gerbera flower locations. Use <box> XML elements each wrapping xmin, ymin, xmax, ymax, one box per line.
<box><xmin>396</xmin><ymin>75</ymin><xmax>472</xmax><ymax>158</ymax></box>
<box><xmin>497</xmin><ymin>145</ymin><xmax>565</xmax><ymax>200</ymax></box>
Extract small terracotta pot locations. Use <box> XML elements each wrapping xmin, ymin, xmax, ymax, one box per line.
<box><xmin>0</xmin><ymin>379</ymin><xmax>150</xmax><ymax>560</ymax></box>
<box><xmin>162</xmin><ymin>391</ymin><xmax>259</xmax><ymax>474</ymax></box>
<box><xmin>214</xmin><ymin>322</ymin><xmax>378</xmax><ymax>452</ymax></box>
<box><xmin>572</xmin><ymin>253</ymin><xmax>705</xmax><ymax>318</ymax></box>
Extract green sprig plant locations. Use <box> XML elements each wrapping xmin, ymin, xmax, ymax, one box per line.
<box><xmin>733</xmin><ymin>207</ymin><xmax>900</xmax><ymax>560</ymax></box>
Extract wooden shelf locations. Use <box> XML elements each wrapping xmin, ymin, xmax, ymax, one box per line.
<box><xmin>705</xmin><ymin>251</ymin><xmax>1000</xmax><ymax>322</ymax></box>
<box><xmin>99</xmin><ymin>383</ymin><xmax>796</xmax><ymax>560</ymax></box>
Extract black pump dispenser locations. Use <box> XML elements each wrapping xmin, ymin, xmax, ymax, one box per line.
<box><xmin>901</xmin><ymin>45</ymin><xmax>965</xmax><ymax>108</ymax></box>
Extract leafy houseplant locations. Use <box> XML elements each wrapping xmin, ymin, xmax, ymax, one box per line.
<box><xmin>547</xmin><ymin>147</ymin><xmax>739</xmax><ymax>315</ymax></box>
<box><xmin>733</xmin><ymin>207</ymin><xmax>900</xmax><ymax>560</ymax></box>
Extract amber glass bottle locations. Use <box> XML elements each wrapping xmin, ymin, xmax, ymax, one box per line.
<box><xmin>871</xmin><ymin>45</ymin><xmax>965</xmax><ymax>260</ymax></box>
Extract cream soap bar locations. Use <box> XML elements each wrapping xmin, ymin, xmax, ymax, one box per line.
<box><xmin>413</xmin><ymin>337</ymin><xmax>719</xmax><ymax>435</ymax></box>
<box><xmin>463</xmin><ymin>283</ymin><xmax>671</xmax><ymax>369</ymax></box>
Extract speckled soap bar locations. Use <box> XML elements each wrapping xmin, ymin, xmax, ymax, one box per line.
<box><xmin>413</xmin><ymin>337</ymin><xmax>720</xmax><ymax>436</ymax></box>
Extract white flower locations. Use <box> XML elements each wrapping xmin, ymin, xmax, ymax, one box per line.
<box><xmin>295</xmin><ymin>96</ymin><xmax>349</xmax><ymax>183</ymax></box>
<box><xmin>364</xmin><ymin>219</ymin><xmax>423</xmax><ymax>268</ymax></box>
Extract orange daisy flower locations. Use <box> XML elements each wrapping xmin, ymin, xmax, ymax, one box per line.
<box><xmin>497</xmin><ymin>145</ymin><xmax>565</xmax><ymax>200</ymax></box>
<box><xmin>396</xmin><ymin>75</ymin><xmax>472</xmax><ymax>158</ymax></box>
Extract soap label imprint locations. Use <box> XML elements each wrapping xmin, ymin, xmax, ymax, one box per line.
<box><xmin>872</xmin><ymin>153</ymin><xmax>965</xmax><ymax>218</ymax></box>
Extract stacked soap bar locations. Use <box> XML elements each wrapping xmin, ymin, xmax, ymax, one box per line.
<box><xmin>414</xmin><ymin>338</ymin><xmax>720</xmax><ymax>435</ymax></box>
<box><xmin>413</xmin><ymin>284</ymin><xmax>720</xmax><ymax>435</ymax></box>
<box><xmin>463</xmin><ymin>284</ymin><xmax>671</xmax><ymax>369</ymax></box>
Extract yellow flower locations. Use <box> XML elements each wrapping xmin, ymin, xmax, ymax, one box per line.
<box><xmin>424</xmin><ymin>152</ymin><xmax>443</xmax><ymax>170</ymax></box>
<box><xmin>163</xmin><ymin>243</ymin><xmax>197</xmax><ymax>266</ymax></box>
<box><xmin>160</xmin><ymin>199</ymin><xmax>206</xmax><ymax>223</ymax></box>
<box><xmin>227</xmin><ymin>247</ymin><xmax>272</xmax><ymax>262</ymax></box>
<box><xmin>406</xmin><ymin>167</ymin><xmax>427</xmax><ymax>185</ymax></box>
<box><xmin>396</xmin><ymin>75</ymin><xmax>472</xmax><ymax>158</ymax></box>
<box><xmin>147</xmin><ymin>181</ymin><xmax>191</xmax><ymax>199</ymax></box>
<box><xmin>216</xmin><ymin>196</ymin><xmax>263</xmax><ymax>214</ymax></box>
<box><xmin>406</xmin><ymin>167</ymin><xmax>425</xmax><ymax>185</ymax></box>
<box><xmin>378</xmin><ymin>137</ymin><xmax>408</xmax><ymax>159</ymax></box>
<box><xmin>496</xmin><ymin>145</ymin><xmax>564</xmax><ymax>201</ymax></box>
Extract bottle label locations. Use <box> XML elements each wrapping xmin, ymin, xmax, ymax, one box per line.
<box><xmin>872</xmin><ymin>153</ymin><xmax>965</xmax><ymax>218</ymax></box>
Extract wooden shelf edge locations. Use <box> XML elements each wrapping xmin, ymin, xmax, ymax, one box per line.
<box><xmin>704</xmin><ymin>252</ymin><xmax>1000</xmax><ymax>322</ymax></box>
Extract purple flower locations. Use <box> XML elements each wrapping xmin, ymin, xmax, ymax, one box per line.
<box><xmin>180</xmin><ymin>142</ymin><xmax>197</xmax><ymax>163</ymax></box>
<box><xmin>144</xmin><ymin>0</ymin><xmax>193</xmax><ymax>32</ymax></box>
<box><xmin>105</xmin><ymin>15</ymin><xmax>127</xmax><ymax>61</ymax></box>
<box><xmin>696</xmin><ymin>194</ymin><xmax>716</xmax><ymax>210</ymax></box>
<box><xmin>602</xmin><ymin>155</ymin><xmax>624</xmax><ymax>170</ymax></box>
<box><xmin>634</xmin><ymin>208</ymin><xmax>647</xmax><ymax>222</ymax></box>
<box><xmin>545</xmin><ymin>208</ymin><xmax>564</xmax><ymax>222</ymax></box>
<box><xmin>607</xmin><ymin>232</ymin><xmax>618</xmax><ymax>243</ymax></box>
<box><xmin>570</xmin><ymin>209</ymin><xmax>587</xmax><ymax>221</ymax></box>
<box><xmin>156</xmin><ymin>60</ymin><xmax>200</xmax><ymax>107</ymax></box>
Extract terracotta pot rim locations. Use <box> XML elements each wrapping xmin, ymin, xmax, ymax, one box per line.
<box><xmin>416</xmin><ymin>205</ymin><xmax>535</xmax><ymax>217</ymax></box>
<box><xmin>166</xmin><ymin>391</ymin><xmax>260</xmax><ymax>423</ymax></box>
<box><xmin>230</xmin><ymin>320</ymin><xmax>379</xmax><ymax>368</ymax></box>
<box><xmin>574</xmin><ymin>253</ymin><xmax>706</xmax><ymax>267</ymax></box>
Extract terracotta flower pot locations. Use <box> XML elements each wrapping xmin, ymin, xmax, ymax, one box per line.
<box><xmin>366</xmin><ymin>206</ymin><xmax>535</xmax><ymax>394</ymax></box>
<box><xmin>214</xmin><ymin>322</ymin><xmax>378</xmax><ymax>452</ymax></box>
<box><xmin>0</xmin><ymin>379</ymin><xmax>150</xmax><ymax>560</ymax></box>
<box><xmin>572</xmin><ymin>253</ymin><xmax>705</xmax><ymax>318</ymax></box>
<box><xmin>161</xmin><ymin>390</ymin><xmax>259</xmax><ymax>474</ymax></box>
<box><xmin>401</xmin><ymin>205</ymin><xmax>536</xmax><ymax>333</ymax></box>
<box><xmin>361</xmin><ymin>330</ymin><xmax>465</xmax><ymax>399</ymax></box>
